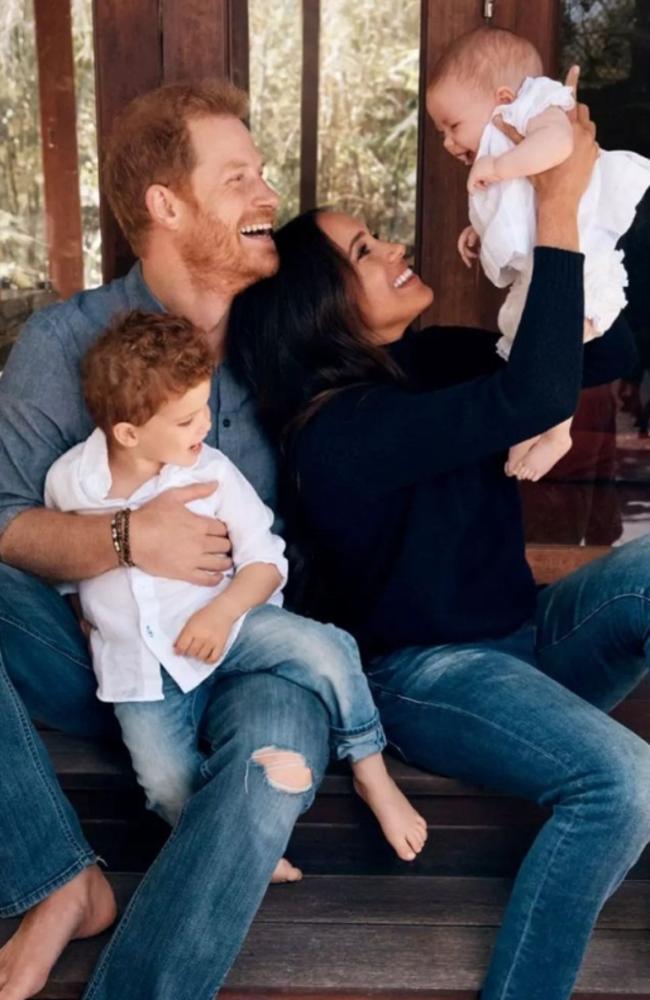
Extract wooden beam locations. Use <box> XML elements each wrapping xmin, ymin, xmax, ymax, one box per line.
<box><xmin>161</xmin><ymin>0</ymin><xmax>230</xmax><ymax>82</ymax></box>
<box><xmin>229</xmin><ymin>0</ymin><xmax>250</xmax><ymax>96</ymax></box>
<box><xmin>93</xmin><ymin>0</ymin><xmax>162</xmax><ymax>282</ymax></box>
<box><xmin>416</xmin><ymin>0</ymin><xmax>502</xmax><ymax>330</ymax></box>
<box><xmin>33</xmin><ymin>0</ymin><xmax>84</xmax><ymax>298</ymax></box>
<box><xmin>300</xmin><ymin>0</ymin><xmax>320</xmax><ymax>213</ymax></box>
<box><xmin>415</xmin><ymin>0</ymin><xmax>561</xmax><ymax>329</ymax></box>
<box><xmin>526</xmin><ymin>544</ymin><xmax>610</xmax><ymax>584</ymax></box>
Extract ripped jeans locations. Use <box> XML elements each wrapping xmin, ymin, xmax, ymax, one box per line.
<box><xmin>114</xmin><ymin>604</ymin><xmax>385</xmax><ymax>824</ymax></box>
<box><xmin>0</xmin><ymin>562</ymin><xmax>331</xmax><ymax>1000</ymax></box>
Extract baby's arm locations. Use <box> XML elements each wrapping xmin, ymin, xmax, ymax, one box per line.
<box><xmin>468</xmin><ymin>107</ymin><xmax>574</xmax><ymax>191</ymax></box>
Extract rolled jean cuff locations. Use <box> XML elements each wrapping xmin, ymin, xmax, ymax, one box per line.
<box><xmin>0</xmin><ymin>851</ymin><xmax>99</xmax><ymax>918</ymax></box>
<box><xmin>330</xmin><ymin>713</ymin><xmax>387</xmax><ymax>763</ymax></box>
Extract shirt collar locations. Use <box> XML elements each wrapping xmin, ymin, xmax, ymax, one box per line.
<box><xmin>123</xmin><ymin>261</ymin><xmax>166</xmax><ymax>314</ymax></box>
<box><xmin>78</xmin><ymin>428</ymin><xmax>114</xmax><ymax>501</ymax></box>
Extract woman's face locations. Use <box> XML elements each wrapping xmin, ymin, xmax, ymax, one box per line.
<box><xmin>317</xmin><ymin>212</ymin><xmax>434</xmax><ymax>345</ymax></box>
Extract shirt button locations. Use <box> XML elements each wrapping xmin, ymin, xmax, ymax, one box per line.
<box><xmin>222</xmin><ymin>418</ymin><xmax>231</xmax><ymax>428</ymax></box>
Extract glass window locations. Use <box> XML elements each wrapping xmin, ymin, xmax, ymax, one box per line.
<box><xmin>522</xmin><ymin>0</ymin><xmax>650</xmax><ymax>547</ymax></box>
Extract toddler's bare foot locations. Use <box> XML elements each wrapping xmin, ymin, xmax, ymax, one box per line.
<box><xmin>271</xmin><ymin>857</ymin><xmax>302</xmax><ymax>883</ymax></box>
<box><xmin>0</xmin><ymin>865</ymin><xmax>116</xmax><ymax>1000</ymax></box>
<box><xmin>352</xmin><ymin>754</ymin><xmax>427</xmax><ymax>862</ymax></box>
<box><xmin>510</xmin><ymin>434</ymin><xmax>572</xmax><ymax>482</ymax></box>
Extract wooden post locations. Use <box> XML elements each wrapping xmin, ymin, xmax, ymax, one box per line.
<box><xmin>93</xmin><ymin>0</ymin><xmax>249</xmax><ymax>282</ymax></box>
<box><xmin>93</xmin><ymin>0</ymin><xmax>162</xmax><ymax>283</ymax></box>
<box><xmin>33</xmin><ymin>0</ymin><xmax>84</xmax><ymax>297</ymax></box>
<box><xmin>415</xmin><ymin>0</ymin><xmax>560</xmax><ymax>329</ymax></box>
<box><xmin>300</xmin><ymin>0</ymin><xmax>320</xmax><ymax>212</ymax></box>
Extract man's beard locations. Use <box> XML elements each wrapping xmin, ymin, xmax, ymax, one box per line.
<box><xmin>178</xmin><ymin>204</ymin><xmax>278</xmax><ymax>296</ymax></box>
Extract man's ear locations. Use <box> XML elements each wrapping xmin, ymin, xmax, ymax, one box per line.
<box><xmin>112</xmin><ymin>422</ymin><xmax>139</xmax><ymax>449</ymax></box>
<box><xmin>144</xmin><ymin>183</ymin><xmax>183</xmax><ymax>232</ymax></box>
<box><xmin>495</xmin><ymin>85</ymin><xmax>516</xmax><ymax>105</ymax></box>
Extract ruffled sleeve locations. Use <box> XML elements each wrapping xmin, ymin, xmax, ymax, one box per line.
<box><xmin>496</xmin><ymin>75</ymin><xmax>575</xmax><ymax>136</ymax></box>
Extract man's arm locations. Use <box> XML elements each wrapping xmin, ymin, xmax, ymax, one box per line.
<box><xmin>0</xmin><ymin>314</ymin><xmax>231</xmax><ymax>584</ymax></box>
<box><xmin>0</xmin><ymin>485</ymin><xmax>231</xmax><ymax>585</ymax></box>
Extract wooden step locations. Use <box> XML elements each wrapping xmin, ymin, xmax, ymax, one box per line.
<box><xmin>2</xmin><ymin>875</ymin><xmax>649</xmax><ymax>998</ymax></box>
<box><xmin>43</xmin><ymin>724</ymin><xmax>650</xmax><ymax>878</ymax></box>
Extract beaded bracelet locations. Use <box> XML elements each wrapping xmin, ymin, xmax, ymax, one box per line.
<box><xmin>110</xmin><ymin>507</ymin><xmax>135</xmax><ymax>567</ymax></box>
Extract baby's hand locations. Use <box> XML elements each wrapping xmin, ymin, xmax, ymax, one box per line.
<box><xmin>467</xmin><ymin>155</ymin><xmax>502</xmax><ymax>193</ymax></box>
<box><xmin>174</xmin><ymin>602</ymin><xmax>234</xmax><ymax>664</ymax></box>
<box><xmin>457</xmin><ymin>225</ymin><xmax>480</xmax><ymax>268</ymax></box>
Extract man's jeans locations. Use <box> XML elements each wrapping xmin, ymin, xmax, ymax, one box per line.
<box><xmin>368</xmin><ymin>533</ymin><xmax>650</xmax><ymax>1000</ymax></box>
<box><xmin>0</xmin><ymin>563</ymin><xmax>330</xmax><ymax>1000</ymax></box>
<box><xmin>114</xmin><ymin>604</ymin><xmax>385</xmax><ymax>826</ymax></box>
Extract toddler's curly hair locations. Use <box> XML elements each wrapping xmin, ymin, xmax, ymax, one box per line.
<box><xmin>82</xmin><ymin>311</ymin><xmax>214</xmax><ymax>433</ymax></box>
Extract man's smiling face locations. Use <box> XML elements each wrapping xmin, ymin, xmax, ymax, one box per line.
<box><xmin>176</xmin><ymin>115</ymin><xmax>280</xmax><ymax>295</ymax></box>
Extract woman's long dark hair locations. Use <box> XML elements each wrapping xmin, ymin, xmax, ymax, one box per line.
<box><xmin>227</xmin><ymin>209</ymin><xmax>406</xmax><ymax>616</ymax></box>
<box><xmin>228</xmin><ymin>209</ymin><xmax>404</xmax><ymax>442</ymax></box>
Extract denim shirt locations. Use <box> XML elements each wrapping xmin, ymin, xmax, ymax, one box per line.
<box><xmin>0</xmin><ymin>263</ymin><xmax>279</xmax><ymax>535</ymax></box>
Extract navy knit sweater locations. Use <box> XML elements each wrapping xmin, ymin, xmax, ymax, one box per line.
<box><xmin>292</xmin><ymin>248</ymin><xmax>637</xmax><ymax>655</ymax></box>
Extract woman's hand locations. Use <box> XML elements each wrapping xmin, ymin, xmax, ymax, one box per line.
<box><xmin>495</xmin><ymin>66</ymin><xmax>596</xmax><ymax>251</ymax></box>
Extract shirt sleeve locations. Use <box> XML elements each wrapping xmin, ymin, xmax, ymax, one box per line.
<box><xmin>0</xmin><ymin>313</ymin><xmax>85</xmax><ymax>534</ymax></box>
<box><xmin>296</xmin><ymin>247</ymin><xmax>585</xmax><ymax>496</ymax></box>
<box><xmin>498</xmin><ymin>76</ymin><xmax>575</xmax><ymax>135</ymax></box>
<box><xmin>213</xmin><ymin>457</ymin><xmax>288</xmax><ymax>593</ymax></box>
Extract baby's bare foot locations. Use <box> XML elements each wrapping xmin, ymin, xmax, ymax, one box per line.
<box><xmin>511</xmin><ymin>434</ymin><xmax>572</xmax><ymax>483</ymax></box>
<box><xmin>0</xmin><ymin>865</ymin><xmax>116</xmax><ymax>1000</ymax></box>
<box><xmin>271</xmin><ymin>857</ymin><xmax>302</xmax><ymax>884</ymax></box>
<box><xmin>353</xmin><ymin>754</ymin><xmax>427</xmax><ymax>862</ymax></box>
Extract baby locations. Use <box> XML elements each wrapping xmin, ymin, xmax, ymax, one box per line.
<box><xmin>45</xmin><ymin>311</ymin><xmax>427</xmax><ymax>874</ymax></box>
<box><xmin>427</xmin><ymin>26</ymin><xmax>650</xmax><ymax>481</ymax></box>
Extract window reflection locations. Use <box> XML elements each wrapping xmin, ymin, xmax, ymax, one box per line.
<box><xmin>523</xmin><ymin>0</ymin><xmax>650</xmax><ymax>546</ymax></box>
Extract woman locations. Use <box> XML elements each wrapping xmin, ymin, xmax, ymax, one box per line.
<box><xmin>228</xmin><ymin>104</ymin><xmax>650</xmax><ymax>1000</ymax></box>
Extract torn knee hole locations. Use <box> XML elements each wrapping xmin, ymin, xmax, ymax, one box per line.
<box><xmin>251</xmin><ymin>747</ymin><xmax>312</xmax><ymax>793</ymax></box>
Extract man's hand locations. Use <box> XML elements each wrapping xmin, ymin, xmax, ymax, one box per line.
<box><xmin>457</xmin><ymin>225</ymin><xmax>480</xmax><ymax>268</ymax></box>
<box><xmin>467</xmin><ymin>155</ymin><xmax>501</xmax><ymax>193</ymax></box>
<box><xmin>130</xmin><ymin>482</ymin><xmax>233</xmax><ymax>587</ymax></box>
<box><xmin>174</xmin><ymin>600</ymin><xmax>235</xmax><ymax>663</ymax></box>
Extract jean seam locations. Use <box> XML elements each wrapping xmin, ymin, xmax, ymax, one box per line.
<box><xmin>537</xmin><ymin>592</ymin><xmax>650</xmax><ymax>653</ymax></box>
<box><xmin>499</xmin><ymin>793</ymin><xmax>583</xmax><ymax>1000</ymax></box>
<box><xmin>0</xmin><ymin>611</ymin><xmax>91</xmax><ymax>669</ymax></box>
<box><xmin>84</xmin><ymin>806</ymin><xmax>190</xmax><ymax>998</ymax></box>
<box><xmin>370</xmin><ymin>682</ymin><xmax>572</xmax><ymax>771</ymax></box>
<box><xmin>0</xmin><ymin>653</ymin><xmax>93</xmax><ymax>859</ymax></box>
<box><xmin>0</xmin><ymin>852</ymin><xmax>97</xmax><ymax>917</ymax></box>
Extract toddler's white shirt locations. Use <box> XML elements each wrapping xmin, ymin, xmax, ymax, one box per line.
<box><xmin>469</xmin><ymin>75</ymin><xmax>650</xmax><ymax>344</ymax></box>
<box><xmin>44</xmin><ymin>430</ymin><xmax>288</xmax><ymax>703</ymax></box>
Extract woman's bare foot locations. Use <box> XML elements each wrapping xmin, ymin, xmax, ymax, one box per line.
<box><xmin>510</xmin><ymin>433</ymin><xmax>572</xmax><ymax>482</ymax></box>
<box><xmin>271</xmin><ymin>857</ymin><xmax>302</xmax><ymax>883</ymax></box>
<box><xmin>0</xmin><ymin>865</ymin><xmax>116</xmax><ymax>1000</ymax></box>
<box><xmin>352</xmin><ymin>754</ymin><xmax>427</xmax><ymax>861</ymax></box>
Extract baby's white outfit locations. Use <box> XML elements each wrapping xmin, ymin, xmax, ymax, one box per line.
<box><xmin>469</xmin><ymin>75</ymin><xmax>650</xmax><ymax>358</ymax></box>
<box><xmin>44</xmin><ymin>430</ymin><xmax>287</xmax><ymax>702</ymax></box>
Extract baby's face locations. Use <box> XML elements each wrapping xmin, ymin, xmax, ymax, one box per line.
<box><xmin>426</xmin><ymin>77</ymin><xmax>496</xmax><ymax>165</ymax></box>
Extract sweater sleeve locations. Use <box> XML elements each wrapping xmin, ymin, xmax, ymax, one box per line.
<box><xmin>581</xmin><ymin>313</ymin><xmax>638</xmax><ymax>387</ymax></box>
<box><xmin>296</xmin><ymin>247</ymin><xmax>584</xmax><ymax>496</ymax></box>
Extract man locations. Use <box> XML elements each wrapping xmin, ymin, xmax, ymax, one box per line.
<box><xmin>0</xmin><ymin>79</ymin><xmax>331</xmax><ymax>1000</ymax></box>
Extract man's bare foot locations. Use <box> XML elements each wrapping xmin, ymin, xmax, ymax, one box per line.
<box><xmin>271</xmin><ymin>857</ymin><xmax>302</xmax><ymax>883</ymax></box>
<box><xmin>352</xmin><ymin>754</ymin><xmax>427</xmax><ymax>862</ymax></box>
<box><xmin>0</xmin><ymin>866</ymin><xmax>116</xmax><ymax>1000</ymax></box>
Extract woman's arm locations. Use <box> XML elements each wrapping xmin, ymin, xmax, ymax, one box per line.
<box><xmin>297</xmin><ymin>105</ymin><xmax>599</xmax><ymax>495</ymax></box>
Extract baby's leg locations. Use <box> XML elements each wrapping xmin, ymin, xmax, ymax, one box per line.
<box><xmin>224</xmin><ymin>605</ymin><xmax>427</xmax><ymax>861</ymax></box>
<box><xmin>507</xmin><ymin>418</ymin><xmax>573</xmax><ymax>482</ymax></box>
